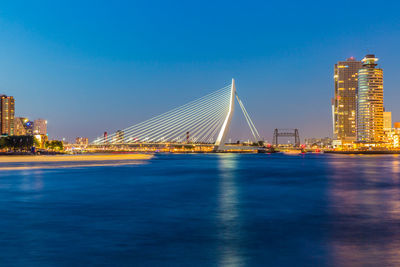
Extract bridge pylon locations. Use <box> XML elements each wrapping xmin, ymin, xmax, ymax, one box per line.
<box><xmin>214</xmin><ymin>78</ymin><xmax>236</xmax><ymax>151</ymax></box>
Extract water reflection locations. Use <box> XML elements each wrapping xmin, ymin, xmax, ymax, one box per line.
<box><xmin>391</xmin><ymin>159</ymin><xmax>400</xmax><ymax>175</ymax></box>
<box><xmin>217</xmin><ymin>154</ymin><xmax>244</xmax><ymax>266</ymax></box>
<box><xmin>17</xmin><ymin>170</ymin><xmax>45</xmax><ymax>203</ymax></box>
<box><xmin>328</xmin><ymin>156</ymin><xmax>400</xmax><ymax>266</ymax></box>
<box><xmin>3</xmin><ymin>154</ymin><xmax>400</xmax><ymax>265</ymax></box>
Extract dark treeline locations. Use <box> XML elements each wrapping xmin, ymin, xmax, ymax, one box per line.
<box><xmin>45</xmin><ymin>140</ymin><xmax>63</xmax><ymax>151</ymax></box>
<box><xmin>0</xmin><ymin>136</ymin><xmax>38</xmax><ymax>151</ymax></box>
<box><xmin>0</xmin><ymin>136</ymin><xmax>64</xmax><ymax>152</ymax></box>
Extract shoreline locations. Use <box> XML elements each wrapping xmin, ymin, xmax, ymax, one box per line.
<box><xmin>0</xmin><ymin>153</ymin><xmax>153</xmax><ymax>163</ymax></box>
<box><xmin>324</xmin><ymin>150</ymin><xmax>400</xmax><ymax>154</ymax></box>
<box><xmin>0</xmin><ymin>162</ymin><xmax>147</xmax><ymax>171</ymax></box>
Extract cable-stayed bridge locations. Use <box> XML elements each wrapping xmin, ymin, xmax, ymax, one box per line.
<box><xmin>92</xmin><ymin>79</ymin><xmax>262</xmax><ymax>152</ymax></box>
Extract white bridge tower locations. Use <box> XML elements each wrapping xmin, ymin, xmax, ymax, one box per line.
<box><xmin>214</xmin><ymin>78</ymin><xmax>236</xmax><ymax>151</ymax></box>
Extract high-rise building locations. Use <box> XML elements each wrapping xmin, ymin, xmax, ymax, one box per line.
<box><xmin>383</xmin><ymin>111</ymin><xmax>392</xmax><ymax>132</ymax></box>
<box><xmin>33</xmin><ymin>119</ymin><xmax>47</xmax><ymax>135</ymax></box>
<box><xmin>14</xmin><ymin>117</ymin><xmax>33</xmax><ymax>136</ymax></box>
<box><xmin>332</xmin><ymin>57</ymin><xmax>362</xmax><ymax>144</ymax></box>
<box><xmin>0</xmin><ymin>95</ymin><xmax>15</xmax><ymax>135</ymax></box>
<box><xmin>357</xmin><ymin>54</ymin><xmax>384</xmax><ymax>143</ymax></box>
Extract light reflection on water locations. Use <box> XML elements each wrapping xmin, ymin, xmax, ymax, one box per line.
<box><xmin>20</xmin><ymin>170</ymin><xmax>44</xmax><ymax>193</ymax></box>
<box><xmin>217</xmin><ymin>154</ymin><xmax>243</xmax><ymax>267</ymax></box>
<box><xmin>327</xmin><ymin>155</ymin><xmax>400</xmax><ymax>266</ymax></box>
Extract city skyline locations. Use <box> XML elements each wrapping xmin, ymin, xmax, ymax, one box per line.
<box><xmin>1</xmin><ymin>1</ymin><xmax>400</xmax><ymax>142</ymax></box>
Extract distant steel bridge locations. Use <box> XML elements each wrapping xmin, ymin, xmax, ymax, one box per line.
<box><xmin>92</xmin><ymin>79</ymin><xmax>261</xmax><ymax>151</ymax></box>
<box><xmin>272</xmin><ymin>128</ymin><xmax>301</xmax><ymax>147</ymax></box>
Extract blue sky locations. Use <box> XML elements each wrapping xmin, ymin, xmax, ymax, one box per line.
<box><xmin>0</xmin><ymin>0</ymin><xmax>399</xmax><ymax>142</ymax></box>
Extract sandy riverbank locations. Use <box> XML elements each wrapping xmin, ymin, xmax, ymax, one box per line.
<box><xmin>0</xmin><ymin>154</ymin><xmax>153</xmax><ymax>163</ymax></box>
<box><xmin>0</xmin><ymin>154</ymin><xmax>153</xmax><ymax>170</ymax></box>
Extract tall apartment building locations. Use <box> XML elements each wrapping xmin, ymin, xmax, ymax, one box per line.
<box><xmin>33</xmin><ymin>119</ymin><xmax>47</xmax><ymax>135</ymax></box>
<box><xmin>0</xmin><ymin>95</ymin><xmax>15</xmax><ymax>135</ymax></box>
<box><xmin>332</xmin><ymin>57</ymin><xmax>362</xmax><ymax>145</ymax></box>
<box><xmin>356</xmin><ymin>54</ymin><xmax>384</xmax><ymax>143</ymax></box>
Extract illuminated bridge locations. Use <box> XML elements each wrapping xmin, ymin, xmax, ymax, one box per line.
<box><xmin>92</xmin><ymin>79</ymin><xmax>261</xmax><ymax>151</ymax></box>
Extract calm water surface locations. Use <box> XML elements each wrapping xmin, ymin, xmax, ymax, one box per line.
<box><xmin>1</xmin><ymin>153</ymin><xmax>400</xmax><ymax>266</ymax></box>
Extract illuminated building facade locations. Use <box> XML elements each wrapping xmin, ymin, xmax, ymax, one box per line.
<box><xmin>115</xmin><ymin>130</ymin><xmax>124</xmax><ymax>143</ymax></box>
<box><xmin>305</xmin><ymin>137</ymin><xmax>332</xmax><ymax>148</ymax></box>
<box><xmin>75</xmin><ymin>137</ymin><xmax>89</xmax><ymax>146</ymax></box>
<box><xmin>356</xmin><ymin>54</ymin><xmax>384</xmax><ymax>143</ymax></box>
<box><xmin>383</xmin><ymin>111</ymin><xmax>392</xmax><ymax>132</ymax></box>
<box><xmin>33</xmin><ymin>119</ymin><xmax>47</xmax><ymax>135</ymax></box>
<box><xmin>0</xmin><ymin>95</ymin><xmax>15</xmax><ymax>135</ymax></box>
<box><xmin>14</xmin><ymin>117</ymin><xmax>34</xmax><ymax>136</ymax></box>
<box><xmin>14</xmin><ymin>117</ymin><xmax>27</xmax><ymax>136</ymax></box>
<box><xmin>333</xmin><ymin>57</ymin><xmax>362</xmax><ymax>144</ymax></box>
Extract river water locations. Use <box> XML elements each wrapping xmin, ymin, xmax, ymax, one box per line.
<box><xmin>1</xmin><ymin>153</ymin><xmax>400</xmax><ymax>266</ymax></box>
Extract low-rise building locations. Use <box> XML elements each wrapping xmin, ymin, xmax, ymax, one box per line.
<box><xmin>305</xmin><ymin>137</ymin><xmax>332</xmax><ymax>148</ymax></box>
<box><xmin>75</xmin><ymin>137</ymin><xmax>89</xmax><ymax>146</ymax></box>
